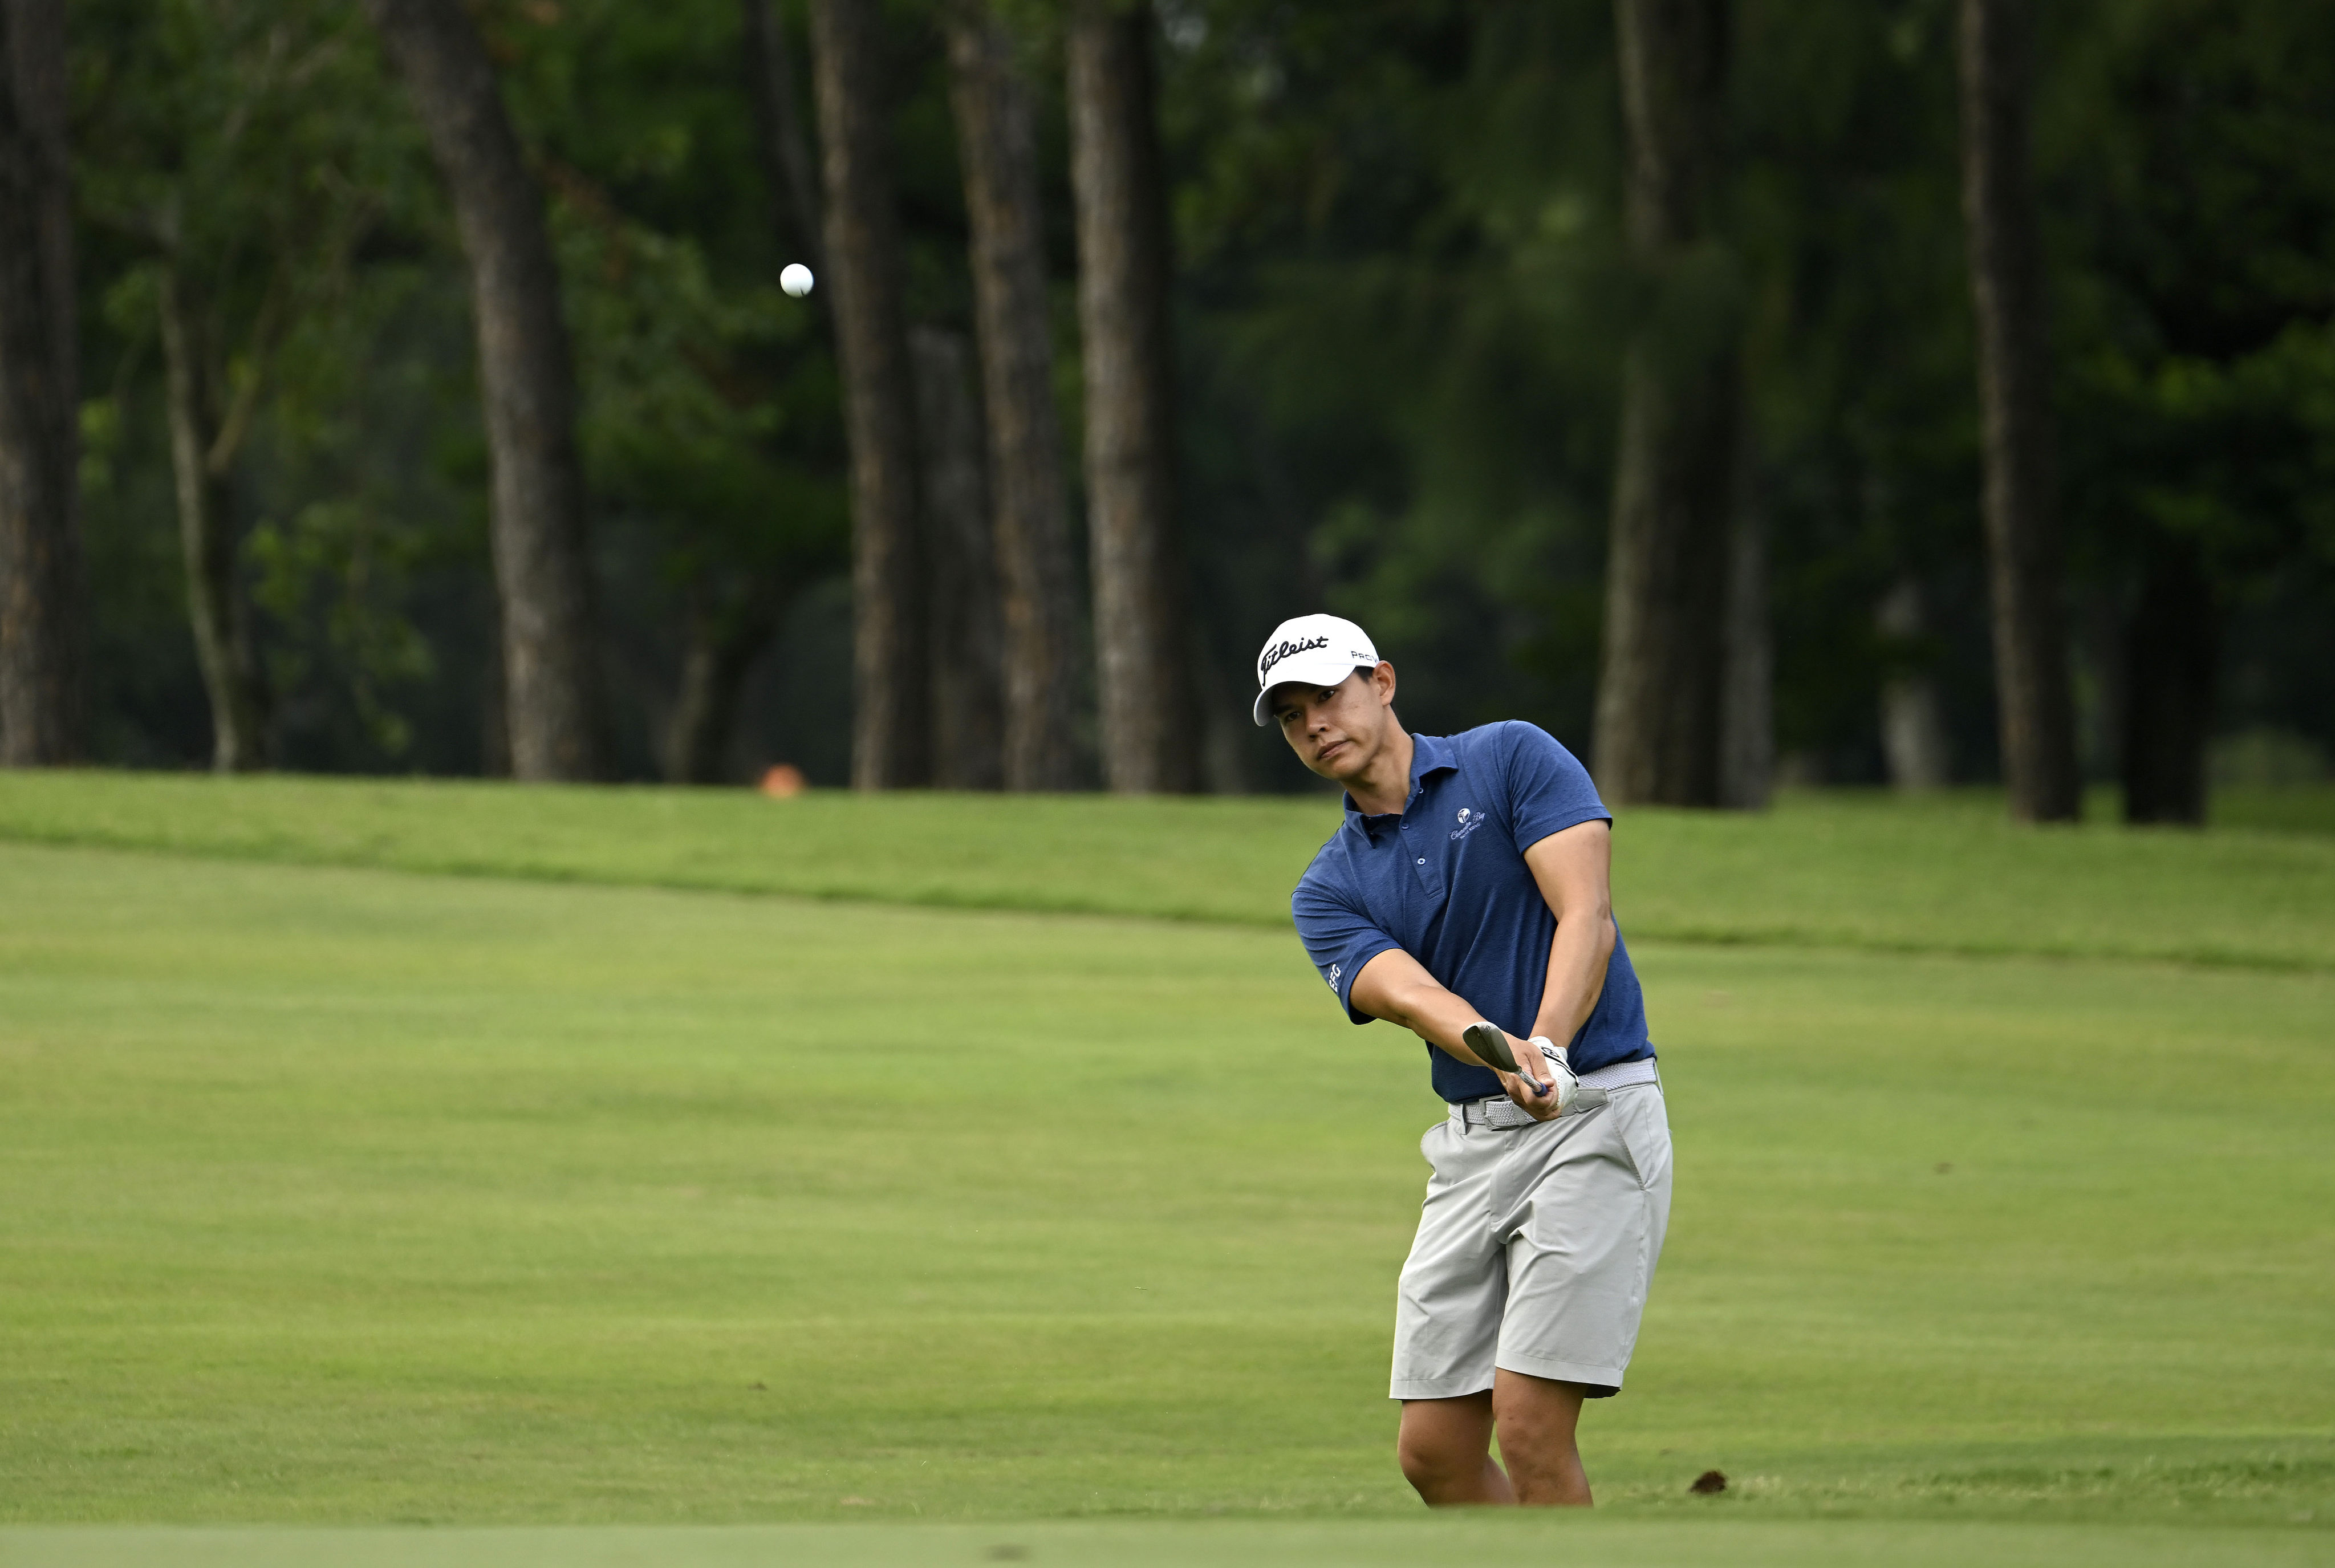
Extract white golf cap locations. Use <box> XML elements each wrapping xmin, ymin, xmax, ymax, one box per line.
<box><xmin>1252</xmin><ymin>614</ymin><xmax>1380</xmax><ymax>726</ymax></box>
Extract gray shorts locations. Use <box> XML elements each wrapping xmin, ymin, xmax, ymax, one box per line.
<box><xmin>1390</xmin><ymin>1080</ymin><xmax>1672</xmax><ymax>1400</ymax></box>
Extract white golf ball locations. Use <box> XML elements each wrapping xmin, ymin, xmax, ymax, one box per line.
<box><xmin>780</xmin><ymin>263</ymin><xmax>814</xmax><ymax>298</ymax></box>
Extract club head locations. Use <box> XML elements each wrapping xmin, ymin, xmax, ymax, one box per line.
<box><xmin>1461</xmin><ymin>1021</ymin><xmax>1521</xmax><ymax>1075</ymax></box>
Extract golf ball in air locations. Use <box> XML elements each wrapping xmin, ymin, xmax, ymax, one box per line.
<box><xmin>781</xmin><ymin>263</ymin><xmax>814</xmax><ymax>297</ymax></box>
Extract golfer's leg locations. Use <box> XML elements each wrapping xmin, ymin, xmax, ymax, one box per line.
<box><xmin>1390</xmin><ymin>1119</ymin><xmax>1506</xmax><ymax>1506</ymax></box>
<box><xmin>1489</xmin><ymin>1085</ymin><xmax>1674</xmax><ymax>1508</ymax></box>
<box><xmin>1397</xmin><ymin>1391</ymin><xmax>1513</xmax><ymax>1505</ymax></box>
<box><xmin>1491</xmin><ymin>1368</ymin><xmax>1591</xmax><ymax>1505</ymax></box>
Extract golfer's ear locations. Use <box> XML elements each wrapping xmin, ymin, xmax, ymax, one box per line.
<box><xmin>1374</xmin><ymin>661</ymin><xmax>1397</xmax><ymax>702</ymax></box>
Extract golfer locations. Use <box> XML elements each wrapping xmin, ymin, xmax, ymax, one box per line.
<box><xmin>1256</xmin><ymin>613</ymin><xmax>1671</xmax><ymax>1508</ymax></box>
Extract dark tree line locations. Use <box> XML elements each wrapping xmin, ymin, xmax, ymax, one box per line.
<box><xmin>7</xmin><ymin>0</ymin><xmax>2331</xmax><ymax>818</ymax></box>
<box><xmin>0</xmin><ymin>0</ymin><xmax>83</xmax><ymax>765</ymax></box>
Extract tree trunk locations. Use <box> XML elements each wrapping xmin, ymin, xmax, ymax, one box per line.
<box><xmin>1876</xmin><ymin>575</ymin><xmax>1952</xmax><ymax>790</ymax></box>
<box><xmin>911</xmin><ymin>325</ymin><xmax>1006</xmax><ymax>790</ymax></box>
<box><xmin>742</xmin><ymin>0</ymin><xmax>824</xmax><ymax>275</ymax></box>
<box><xmin>1717</xmin><ymin>465</ymin><xmax>1770</xmax><ymax>809</ymax></box>
<box><xmin>807</xmin><ymin>0</ymin><xmax>930</xmax><ymax>789</ymax></box>
<box><xmin>2119</xmin><ymin>537</ymin><xmax>2215</xmax><ymax>825</ymax></box>
<box><xmin>1958</xmin><ymin>0</ymin><xmax>2079</xmax><ymax>822</ymax></box>
<box><xmin>363</xmin><ymin>0</ymin><xmax>606</xmax><ymax>782</ymax></box>
<box><xmin>1068</xmin><ymin>0</ymin><xmax>1197</xmax><ymax>794</ymax></box>
<box><xmin>0</xmin><ymin>0</ymin><xmax>83</xmax><ymax>764</ymax></box>
<box><xmin>157</xmin><ymin>265</ymin><xmax>270</xmax><ymax>771</ymax></box>
<box><xmin>663</xmin><ymin>583</ymin><xmax>782</xmax><ymax>785</ymax></box>
<box><xmin>1593</xmin><ymin>0</ymin><xmax>1737</xmax><ymax>808</ymax></box>
<box><xmin>478</xmin><ymin>582</ymin><xmax>510</xmax><ymax>777</ymax></box>
<box><xmin>2076</xmin><ymin>581</ymin><xmax>2125</xmax><ymax>782</ymax></box>
<box><xmin>948</xmin><ymin>2</ymin><xmax>1080</xmax><ymax>791</ymax></box>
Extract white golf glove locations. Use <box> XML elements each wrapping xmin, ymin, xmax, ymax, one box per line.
<box><xmin>1528</xmin><ymin>1036</ymin><xmax>1582</xmax><ymax>1115</ymax></box>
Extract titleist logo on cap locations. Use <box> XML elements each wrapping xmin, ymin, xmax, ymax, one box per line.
<box><xmin>1258</xmin><ymin>635</ymin><xmax>1330</xmax><ymax>680</ymax></box>
<box><xmin>1249</xmin><ymin>614</ymin><xmax>1378</xmax><ymax>725</ymax></box>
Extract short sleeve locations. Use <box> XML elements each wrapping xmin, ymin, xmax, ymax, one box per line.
<box><xmin>1500</xmin><ymin>721</ymin><xmax>1611</xmax><ymax>850</ymax></box>
<box><xmin>1292</xmin><ymin>874</ymin><xmax>1402</xmax><ymax>1026</ymax></box>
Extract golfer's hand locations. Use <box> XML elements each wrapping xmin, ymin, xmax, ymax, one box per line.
<box><xmin>1489</xmin><ymin>1032</ymin><xmax>1562</xmax><ymax>1121</ymax></box>
<box><xmin>1501</xmin><ymin>1068</ymin><xmax>1562</xmax><ymax>1120</ymax></box>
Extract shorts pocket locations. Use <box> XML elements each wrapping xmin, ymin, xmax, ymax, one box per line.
<box><xmin>1421</xmin><ymin>1119</ymin><xmax>1451</xmax><ymax>1167</ymax></box>
<box><xmin>1611</xmin><ymin>1087</ymin><xmax>1672</xmax><ymax>1193</ymax></box>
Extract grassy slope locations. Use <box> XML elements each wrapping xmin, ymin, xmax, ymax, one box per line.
<box><xmin>1</xmin><ymin>830</ymin><xmax>2327</xmax><ymax>1530</ymax></box>
<box><xmin>0</xmin><ymin>772</ymin><xmax>2331</xmax><ymax>969</ymax></box>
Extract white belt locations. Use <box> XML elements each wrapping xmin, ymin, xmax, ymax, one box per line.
<box><xmin>1577</xmin><ymin>1057</ymin><xmax>1662</xmax><ymax>1092</ymax></box>
<box><xmin>1448</xmin><ymin>1057</ymin><xmax>1659</xmax><ymax>1130</ymax></box>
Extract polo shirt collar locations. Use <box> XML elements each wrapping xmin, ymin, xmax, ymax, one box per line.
<box><xmin>1343</xmin><ymin>732</ymin><xmax>1458</xmax><ymax>830</ymax></box>
<box><xmin>1411</xmin><ymin>732</ymin><xmax>1457</xmax><ymax>783</ymax></box>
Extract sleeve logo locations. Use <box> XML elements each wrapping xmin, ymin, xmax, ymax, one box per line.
<box><xmin>1326</xmin><ymin>962</ymin><xmax>1342</xmax><ymax>991</ymax></box>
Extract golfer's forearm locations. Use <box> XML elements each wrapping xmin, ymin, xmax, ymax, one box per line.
<box><xmin>1530</xmin><ymin>914</ymin><xmax>1613</xmax><ymax>1049</ymax></box>
<box><xmin>1378</xmin><ymin>977</ymin><xmax>1486</xmax><ymax>1059</ymax></box>
<box><xmin>1349</xmin><ymin>950</ymin><xmax>1505</xmax><ymax>1070</ymax></box>
<box><xmin>1520</xmin><ymin>820</ymin><xmax>1617</xmax><ymax>1051</ymax></box>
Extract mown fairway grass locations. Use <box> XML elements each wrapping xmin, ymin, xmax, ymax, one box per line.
<box><xmin>0</xmin><ymin>777</ymin><xmax>2329</xmax><ymax>1562</ymax></box>
<box><xmin>2</xmin><ymin>770</ymin><xmax>2331</xmax><ymax>968</ymax></box>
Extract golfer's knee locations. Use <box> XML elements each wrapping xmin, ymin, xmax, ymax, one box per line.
<box><xmin>1395</xmin><ymin>1431</ymin><xmax>1472</xmax><ymax>1492</ymax></box>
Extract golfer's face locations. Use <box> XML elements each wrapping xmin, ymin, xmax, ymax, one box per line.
<box><xmin>1274</xmin><ymin>671</ymin><xmax>1384</xmax><ymax>778</ymax></box>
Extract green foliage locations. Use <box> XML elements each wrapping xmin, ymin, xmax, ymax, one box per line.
<box><xmin>1171</xmin><ymin>0</ymin><xmax>2335</xmax><ymax>781</ymax></box>
<box><xmin>72</xmin><ymin>0</ymin><xmax>429</xmax><ymax>285</ymax></box>
<box><xmin>1732</xmin><ymin>0</ymin><xmax>1984</xmax><ymax>762</ymax></box>
<box><xmin>2050</xmin><ymin>0</ymin><xmax>2335</xmax><ymax>564</ymax></box>
<box><xmin>554</xmin><ymin>198</ymin><xmax>841</xmax><ymax>591</ymax></box>
<box><xmin>53</xmin><ymin>0</ymin><xmax>2335</xmax><ymax>782</ymax></box>
<box><xmin>245</xmin><ymin>497</ymin><xmax>437</xmax><ymax>757</ymax></box>
<box><xmin>2028</xmin><ymin>1</ymin><xmax>2335</xmax><ymax>769</ymax></box>
<box><xmin>1</xmin><ymin>832</ymin><xmax>2328</xmax><ymax>1525</ymax></box>
<box><xmin>67</xmin><ymin>0</ymin><xmax>853</xmax><ymax>776</ymax></box>
<box><xmin>71</xmin><ymin>0</ymin><xmax>478</xmax><ymax>769</ymax></box>
<box><xmin>468</xmin><ymin>0</ymin><xmax>852</xmax><ymax>770</ymax></box>
<box><xmin>1167</xmin><ymin>2</ymin><xmax>1630</xmax><ymax>750</ymax></box>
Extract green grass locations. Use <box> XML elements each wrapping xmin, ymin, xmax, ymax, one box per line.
<box><xmin>2211</xmin><ymin>783</ymin><xmax>2335</xmax><ymax>836</ymax></box>
<box><xmin>2</xmin><ymin>1517</ymin><xmax>2330</xmax><ymax>1567</ymax></box>
<box><xmin>1</xmin><ymin>774</ymin><xmax>2330</xmax><ymax>1549</ymax></box>
<box><xmin>1</xmin><ymin>771</ymin><xmax>2331</xmax><ymax>969</ymax></box>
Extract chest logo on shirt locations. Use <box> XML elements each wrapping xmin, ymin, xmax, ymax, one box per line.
<box><xmin>1449</xmin><ymin>806</ymin><xmax>1485</xmax><ymax>842</ymax></box>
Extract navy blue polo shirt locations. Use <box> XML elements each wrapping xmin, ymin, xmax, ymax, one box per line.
<box><xmin>1291</xmin><ymin>722</ymin><xmax>1654</xmax><ymax>1104</ymax></box>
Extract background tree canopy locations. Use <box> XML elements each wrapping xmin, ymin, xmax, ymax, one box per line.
<box><xmin>49</xmin><ymin>0</ymin><xmax>2335</xmax><ymax>796</ymax></box>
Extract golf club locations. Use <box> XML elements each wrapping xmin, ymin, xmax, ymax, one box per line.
<box><xmin>1463</xmin><ymin>1021</ymin><xmax>1555</xmax><ymax>1101</ymax></box>
<box><xmin>1461</xmin><ymin>1019</ymin><xmax>1524</xmax><ymax>1074</ymax></box>
<box><xmin>1463</xmin><ymin>1022</ymin><xmax>1585</xmax><ymax>1110</ymax></box>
